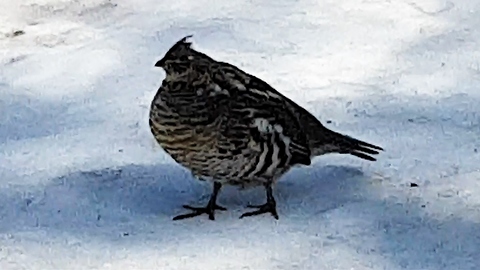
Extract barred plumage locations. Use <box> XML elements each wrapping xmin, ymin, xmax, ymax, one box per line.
<box><xmin>149</xmin><ymin>35</ymin><xmax>384</xmax><ymax>220</ymax></box>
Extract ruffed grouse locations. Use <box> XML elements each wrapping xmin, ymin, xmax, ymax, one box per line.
<box><xmin>149</xmin><ymin>35</ymin><xmax>383</xmax><ymax>221</ymax></box>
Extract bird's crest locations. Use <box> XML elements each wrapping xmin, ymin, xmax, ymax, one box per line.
<box><xmin>155</xmin><ymin>35</ymin><xmax>195</xmax><ymax>68</ymax></box>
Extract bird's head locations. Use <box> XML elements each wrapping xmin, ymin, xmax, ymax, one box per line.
<box><xmin>155</xmin><ymin>35</ymin><xmax>202</xmax><ymax>74</ymax></box>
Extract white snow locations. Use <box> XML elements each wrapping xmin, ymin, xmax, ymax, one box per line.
<box><xmin>1</xmin><ymin>0</ymin><xmax>480</xmax><ymax>269</ymax></box>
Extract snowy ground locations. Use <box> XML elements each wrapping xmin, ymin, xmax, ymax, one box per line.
<box><xmin>1</xmin><ymin>0</ymin><xmax>480</xmax><ymax>269</ymax></box>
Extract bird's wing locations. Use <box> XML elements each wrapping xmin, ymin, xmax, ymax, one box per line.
<box><xmin>209</xmin><ymin>60</ymin><xmax>384</xmax><ymax>161</ymax></box>
<box><xmin>205</xmin><ymin>63</ymin><xmax>312</xmax><ymax>167</ymax></box>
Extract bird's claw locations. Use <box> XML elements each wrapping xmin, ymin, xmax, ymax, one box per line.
<box><xmin>240</xmin><ymin>201</ymin><xmax>279</xmax><ymax>220</ymax></box>
<box><xmin>173</xmin><ymin>203</ymin><xmax>227</xmax><ymax>221</ymax></box>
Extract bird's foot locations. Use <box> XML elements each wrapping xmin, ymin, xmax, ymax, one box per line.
<box><xmin>173</xmin><ymin>203</ymin><xmax>227</xmax><ymax>221</ymax></box>
<box><xmin>239</xmin><ymin>201</ymin><xmax>279</xmax><ymax>220</ymax></box>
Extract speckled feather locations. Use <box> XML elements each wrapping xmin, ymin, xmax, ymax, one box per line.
<box><xmin>149</xmin><ymin>36</ymin><xmax>383</xmax><ymax>188</ymax></box>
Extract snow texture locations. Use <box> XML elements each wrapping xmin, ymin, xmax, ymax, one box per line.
<box><xmin>1</xmin><ymin>0</ymin><xmax>480</xmax><ymax>269</ymax></box>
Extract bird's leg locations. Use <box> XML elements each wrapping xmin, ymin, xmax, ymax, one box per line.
<box><xmin>173</xmin><ymin>182</ymin><xmax>227</xmax><ymax>221</ymax></box>
<box><xmin>240</xmin><ymin>182</ymin><xmax>279</xmax><ymax>220</ymax></box>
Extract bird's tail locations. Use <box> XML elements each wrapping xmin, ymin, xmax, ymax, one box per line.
<box><xmin>292</xmin><ymin>104</ymin><xmax>384</xmax><ymax>161</ymax></box>
<box><xmin>309</xmin><ymin>128</ymin><xmax>384</xmax><ymax>161</ymax></box>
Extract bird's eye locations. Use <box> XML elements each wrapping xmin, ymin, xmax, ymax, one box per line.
<box><xmin>179</xmin><ymin>55</ymin><xmax>190</xmax><ymax>61</ymax></box>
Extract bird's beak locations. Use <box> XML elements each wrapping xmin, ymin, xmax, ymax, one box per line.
<box><xmin>154</xmin><ymin>58</ymin><xmax>165</xmax><ymax>68</ymax></box>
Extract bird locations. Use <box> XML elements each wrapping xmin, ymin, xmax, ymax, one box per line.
<box><xmin>149</xmin><ymin>35</ymin><xmax>384</xmax><ymax>221</ymax></box>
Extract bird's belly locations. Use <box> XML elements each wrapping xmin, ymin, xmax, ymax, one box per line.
<box><xmin>149</xmin><ymin>115</ymin><xmax>292</xmax><ymax>188</ymax></box>
<box><xmin>150</xmin><ymin>120</ymin><xmax>212</xmax><ymax>161</ymax></box>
